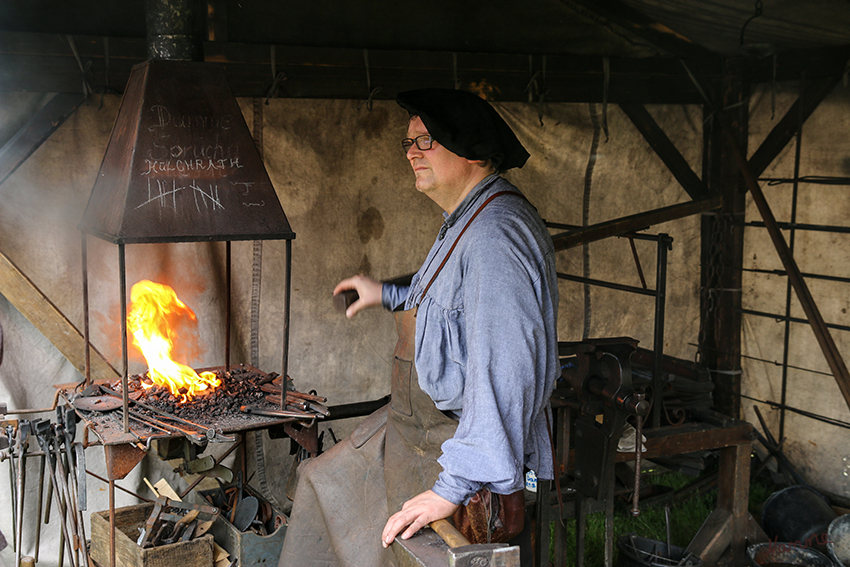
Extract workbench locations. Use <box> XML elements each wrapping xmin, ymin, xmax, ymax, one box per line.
<box><xmin>535</xmin><ymin>404</ymin><xmax>765</xmax><ymax>567</ymax></box>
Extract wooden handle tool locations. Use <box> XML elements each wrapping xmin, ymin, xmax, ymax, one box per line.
<box><xmin>429</xmin><ymin>518</ymin><xmax>470</xmax><ymax>548</ymax></box>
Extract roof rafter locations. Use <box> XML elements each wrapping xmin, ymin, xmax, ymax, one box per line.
<box><xmin>560</xmin><ymin>0</ymin><xmax>721</xmax><ymax>67</ymax></box>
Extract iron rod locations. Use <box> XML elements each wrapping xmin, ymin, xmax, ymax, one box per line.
<box><xmin>86</xmin><ymin>470</ymin><xmax>152</xmax><ymax>503</ymax></box>
<box><xmin>744</xmin><ymin>220</ymin><xmax>850</xmax><ymax>234</ymax></box>
<box><xmin>780</xmin><ymin>73</ymin><xmax>806</xmax><ymax>442</ymax></box>
<box><xmin>119</xmin><ymin>244</ymin><xmax>129</xmax><ymax>434</ymax></box>
<box><xmin>226</xmin><ymin>240</ymin><xmax>231</xmax><ymax>369</ymax></box>
<box><xmin>743</xmin><ymin>394</ymin><xmax>850</xmax><ymax>431</ymax></box>
<box><xmin>743</xmin><ymin>267</ymin><xmax>850</xmax><ymax>285</ymax></box>
<box><xmin>652</xmin><ymin>236</ymin><xmax>670</xmax><ymax>429</ymax></box>
<box><xmin>544</xmin><ymin>222</ymin><xmax>672</xmax><ymax>242</ymax></box>
<box><xmin>557</xmin><ymin>272</ymin><xmax>656</xmax><ymax>297</ymax></box>
<box><xmin>628</xmin><ymin>236</ymin><xmax>648</xmax><ymax>289</ymax></box>
<box><xmin>281</xmin><ymin>239</ymin><xmax>292</xmax><ymax>410</ymax></box>
<box><xmin>81</xmin><ymin>234</ymin><xmax>90</xmax><ymax>387</ymax></box>
<box><xmin>691</xmin><ymin>343</ymin><xmax>834</xmax><ymax>378</ymax></box>
<box><xmin>109</xmin><ymin>480</ymin><xmax>115</xmax><ymax>567</ymax></box>
<box><xmin>759</xmin><ymin>176</ymin><xmax>850</xmax><ymax>186</ymax></box>
<box><xmin>740</xmin><ymin>308</ymin><xmax>850</xmax><ymax>333</ymax></box>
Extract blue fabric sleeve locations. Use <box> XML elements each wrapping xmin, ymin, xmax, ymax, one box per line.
<box><xmin>381</xmin><ymin>283</ymin><xmax>410</xmax><ymax>311</ymax></box>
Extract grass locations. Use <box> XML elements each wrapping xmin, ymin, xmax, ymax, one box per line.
<box><xmin>548</xmin><ymin>465</ymin><xmax>781</xmax><ymax>566</ymax></box>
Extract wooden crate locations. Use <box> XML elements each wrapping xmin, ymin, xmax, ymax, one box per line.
<box><xmin>91</xmin><ymin>502</ymin><xmax>214</xmax><ymax>567</ymax></box>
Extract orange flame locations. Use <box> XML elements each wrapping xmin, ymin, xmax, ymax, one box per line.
<box><xmin>127</xmin><ymin>280</ymin><xmax>220</xmax><ymax>403</ymax></box>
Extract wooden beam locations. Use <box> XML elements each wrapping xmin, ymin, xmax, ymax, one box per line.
<box><xmin>720</xmin><ymin>114</ymin><xmax>850</xmax><ymax>415</ymax></box>
<box><xmin>561</xmin><ymin>0</ymin><xmax>719</xmax><ymax>65</ymax></box>
<box><xmin>0</xmin><ymin>31</ymin><xmax>715</xmax><ymax>104</ymax></box>
<box><xmin>748</xmin><ymin>46</ymin><xmax>850</xmax><ymax>84</ymax></box>
<box><xmin>748</xmin><ymin>76</ymin><xmax>838</xmax><ymax>178</ymax></box>
<box><xmin>619</xmin><ymin>102</ymin><xmax>710</xmax><ymax>200</ymax></box>
<box><xmin>0</xmin><ymin>248</ymin><xmax>119</xmax><ymax>381</ymax></box>
<box><xmin>551</xmin><ymin>196</ymin><xmax>722</xmax><ymax>252</ymax></box>
<box><xmin>0</xmin><ymin>92</ymin><xmax>85</xmax><ymax>186</ymax></box>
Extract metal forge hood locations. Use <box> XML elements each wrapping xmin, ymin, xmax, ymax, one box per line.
<box><xmin>80</xmin><ymin>59</ymin><xmax>294</xmax><ymax>244</ymax></box>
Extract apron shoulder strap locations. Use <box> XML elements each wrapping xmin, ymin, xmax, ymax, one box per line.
<box><xmin>416</xmin><ymin>190</ymin><xmax>520</xmax><ymax>306</ymax></box>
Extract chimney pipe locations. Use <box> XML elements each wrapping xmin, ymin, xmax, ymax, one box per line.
<box><xmin>146</xmin><ymin>0</ymin><xmax>205</xmax><ymax>61</ymax></box>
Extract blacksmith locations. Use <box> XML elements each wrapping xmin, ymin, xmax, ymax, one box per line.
<box><xmin>278</xmin><ymin>88</ymin><xmax>559</xmax><ymax>567</ymax></box>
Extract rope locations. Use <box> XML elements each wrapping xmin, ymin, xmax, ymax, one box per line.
<box><xmin>452</xmin><ymin>53</ymin><xmax>461</xmax><ymax>89</ymax></box>
<box><xmin>602</xmin><ymin>57</ymin><xmax>610</xmax><ymax>142</ymax></box>
<box><xmin>524</xmin><ymin>56</ymin><xmax>547</xmax><ymax>126</ymax></box>
<box><xmin>249</xmin><ymin>98</ymin><xmax>285</xmax><ymax>512</ymax></box>
<box><xmin>582</xmin><ymin>103</ymin><xmax>602</xmax><ymax>340</ymax></box>
<box><xmin>66</xmin><ymin>35</ymin><xmax>93</xmax><ymax>99</ymax></box>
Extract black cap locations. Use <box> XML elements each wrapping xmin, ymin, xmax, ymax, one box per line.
<box><xmin>396</xmin><ymin>88</ymin><xmax>530</xmax><ymax>170</ymax></box>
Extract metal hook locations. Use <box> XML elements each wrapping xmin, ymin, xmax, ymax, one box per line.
<box><xmin>359</xmin><ymin>49</ymin><xmax>382</xmax><ymax>111</ymax></box>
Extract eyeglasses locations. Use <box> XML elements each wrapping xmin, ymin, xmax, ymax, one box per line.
<box><xmin>401</xmin><ymin>135</ymin><xmax>434</xmax><ymax>152</ymax></box>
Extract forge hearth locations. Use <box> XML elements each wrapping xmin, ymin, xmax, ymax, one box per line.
<box><xmin>124</xmin><ymin>365</ymin><xmax>279</xmax><ymax>421</ymax></box>
<box><xmin>69</xmin><ymin>365</ymin><xmax>325</xmax><ymax>447</ymax></box>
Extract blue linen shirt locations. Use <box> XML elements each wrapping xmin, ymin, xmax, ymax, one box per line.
<box><xmin>382</xmin><ymin>174</ymin><xmax>560</xmax><ymax>505</ymax></box>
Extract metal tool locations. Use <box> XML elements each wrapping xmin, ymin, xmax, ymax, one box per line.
<box><xmin>34</xmin><ymin>452</ymin><xmax>45</xmax><ymax>563</ymax></box>
<box><xmin>51</xmin><ymin>422</ymin><xmax>86</xmax><ymax>567</ymax></box>
<box><xmin>333</xmin><ymin>289</ymin><xmax>359</xmax><ymax>313</ymax></box>
<box><xmin>233</xmin><ymin>496</ymin><xmax>258</xmax><ymax>532</ymax></box>
<box><xmin>229</xmin><ymin>470</ymin><xmax>243</xmax><ymax>524</ymax></box>
<box><xmin>126</xmin><ymin>408</ymin><xmax>206</xmax><ymax>444</ymax></box>
<box><xmin>33</xmin><ymin>419</ymin><xmax>78</xmax><ymax>567</ymax></box>
<box><xmin>139</xmin><ymin>496</ymin><xmax>220</xmax><ymax>548</ymax></box>
<box><xmin>58</xmin><ymin>406</ymin><xmax>87</xmax><ymax>511</ymax></box>
<box><xmin>631</xmin><ymin>393</ymin><xmax>646</xmax><ymax>517</ymax></box>
<box><xmin>101</xmin><ymin>385</ymin><xmax>235</xmax><ymax>443</ymax></box>
<box><xmin>37</xmin><ymin>422</ymin><xmax>75</xmax><ymax>567</ymax></box>
<box><xmin>139</xmin><ymin>497</ymin><xmax>165</xmax><ymax>548</ymax></box>
<box><xmin>6</xmin><ymin>424</ymin><xmax>17</xmax><ymax>553</ymax></box>
<box><xmin>163</xmin><ymin>509</ymin><xmax>199</xmax><ymax>545</ymax></box>
<box><xmin>241</xmin><ymin>405</ymin><xmax>316</xmax><ymax>420</ymax></box>
<box><xmin>73</xmin><ymin>443</ymin><xmax>86</xmax><ymax>510</ymax></box>
<box><xmin>15</xmin><ymin>420</ymin><xmax>30</xmax><ymax>567</ymax></box>
<box><xmin>72</xmin><ymin>395</ymin><xmax>123</xmax><ymax>412</ymax></box>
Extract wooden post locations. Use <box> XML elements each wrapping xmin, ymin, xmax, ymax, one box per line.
<box><xmin>699</xmin><ymin>58</ymin><xmax>748</xmax><ymax>419</ymax></box>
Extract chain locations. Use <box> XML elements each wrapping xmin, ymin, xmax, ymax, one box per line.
<box><xmin>696</xmin><ymin>210</ymin><xmax>728</xmax><ymax>365</ymax></box>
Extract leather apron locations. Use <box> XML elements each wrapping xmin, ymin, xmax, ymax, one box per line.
<box><xmin>384</xmin><ymin>308</ymin><xmax>459</xmax><ymax>515</ymax></box>
<box><xmin>278</xmin><ymin>309</ymin><xmax>458</xmax><ymax>567</ymax></box>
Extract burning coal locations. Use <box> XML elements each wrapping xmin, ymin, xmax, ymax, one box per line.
<box><xmin>127</xmin><ymin>280</ymin><xmax>220</xmax><ymax>403</ymax></box>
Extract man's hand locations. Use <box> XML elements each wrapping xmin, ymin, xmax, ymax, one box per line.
<box><xmin>381</xmin><ymin>490</ymin><xmax>458</xmax><ymax>548</ymax></box>
<box><xmin>333</xmin><ymin>274</ymin><xmax>383</xmax><ymax>318</ymax></box>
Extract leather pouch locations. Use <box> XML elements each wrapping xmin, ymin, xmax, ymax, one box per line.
<box><xmin>451</xmin><ymin>488</ymin><xmax>525</xmax><ymax>544</ymax></box>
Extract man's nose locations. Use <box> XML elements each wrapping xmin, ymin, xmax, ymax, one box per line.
<box><xmin>406</xmin><ymin>144</ymin><xmax>423</xmax><ymax>159</ymax></box>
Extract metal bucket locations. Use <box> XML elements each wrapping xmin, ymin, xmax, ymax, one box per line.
<box><xmin>827</xmin><ymin>514</ymin><xmax>850</xmax><ymax>567</ymax></box>
<box><xmin>617</xmin><ymin>535</ymin><xmax>702</xmax><ymax>567</ymax></box>
<box><xmin>761</xmin><ymin>485</ymin><xmax>837</xmax><ymax>551</ymax></box>
<box><xmin>747</xmin><ymin>542</ymin><xmax>835</xmax><ymax>566</ymax></box>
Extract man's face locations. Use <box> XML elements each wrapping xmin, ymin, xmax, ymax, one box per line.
<box><xmin>405</xmin><ymin>116</ymin><xmax>480</xmax><ymax>203</ymax></box>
